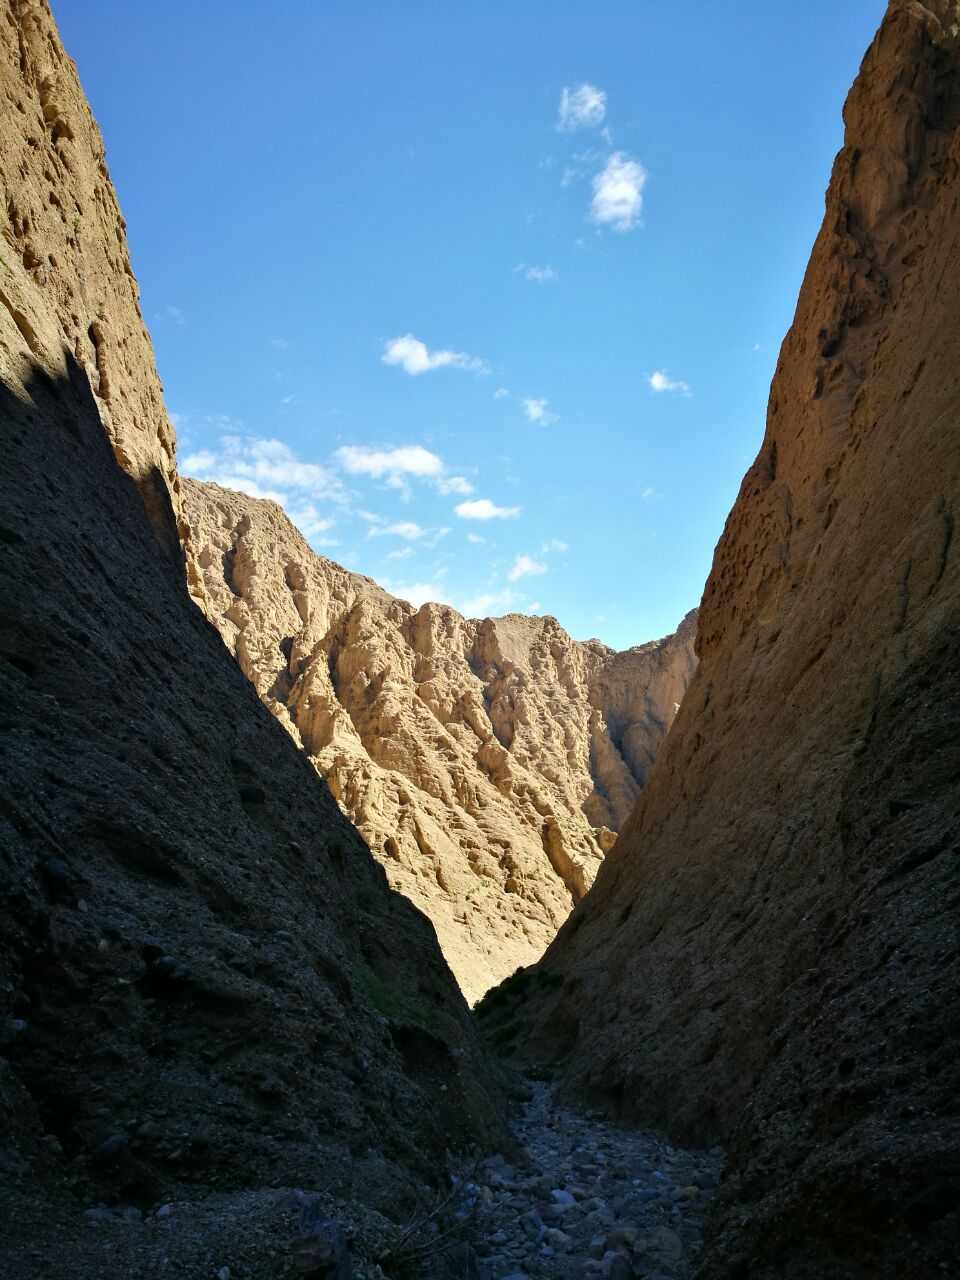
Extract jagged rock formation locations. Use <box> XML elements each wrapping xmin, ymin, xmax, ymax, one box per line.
<box><xmin>0</xmin><ymin>5</ymin><xmax>504</xmax><ymax>1275</ymax></box>
<box><xmin>184</xmin><ymin>480</ymin><xmax>697</xmax><ymax>1001</ymax></box>
<box><xmin>513</xmin><ymin>3</ymin><xmax>960</xmax><ymax>1277</ymax></box>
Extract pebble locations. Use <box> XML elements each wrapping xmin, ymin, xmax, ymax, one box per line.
<box><xmin>452</xmin><ymin>1079</ymin><xmax>722</xmax><ymax>1279</ymax></box>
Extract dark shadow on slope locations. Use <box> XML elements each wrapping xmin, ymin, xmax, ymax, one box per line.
<box><xmin>0</xmin><ymin>355</ymin><xmax>505</xmax><ymax>1275</ymax></box>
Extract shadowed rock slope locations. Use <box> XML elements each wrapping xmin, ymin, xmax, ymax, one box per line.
<box><xmin>510</xmin><ymin>3</ymin><xmax>960</xmax><ymax>1276</ymax></box>
<box><xmin>0</xmin><ymin>4</ymin><xmax>504</xmax><ymax>1275</ymax></box>
<box><xmin>183</xmin><ymin>478</ymin><xmax>696</xmax><ymax>1001</ymax></box>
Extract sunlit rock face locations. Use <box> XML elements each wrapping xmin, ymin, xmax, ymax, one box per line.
<box><xmin>185</xmin><ymin>477</ymin><xmax>696</xmax><ymax>1001</ymax></box>
<box><xmin>515</xmin><ymin>3</ymin><xmax>960</xmax><ymax>1275</ymax></box>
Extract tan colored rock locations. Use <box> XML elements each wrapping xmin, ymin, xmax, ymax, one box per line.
<box><xmin>0</xmin><ymin>0</ymin><xmax>202</xmax><ymax>594</ymax></box>
<box><xmin>515</xmin><ymin>3</ymin><xmax>960</xmax><ymax>1275</ymax></box>
<box><xmin>184</xmin><ymin>479</ymin><xmax>696</xmax><ymax>1001</ymax></box>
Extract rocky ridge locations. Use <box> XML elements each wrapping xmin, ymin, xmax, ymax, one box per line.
<box><xmin>0</xmin><ymin>3</ymin><xmax>505</xmax><ymax>1274</ymax></box>
<box><xmin>512</xmin><ymin>3</ymin><xmax>960</xmax><ymax>1276</ymax></box>
<box><xmin>184</xmin><ymin>478</ymin><xmax>696</xmax><ymax>1001</ymax></box>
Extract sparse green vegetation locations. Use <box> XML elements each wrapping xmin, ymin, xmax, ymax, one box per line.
<box><xmin>473</xmin><ymin>966</ymin><xmax>565</xmax><ymax>1056</ymax></box>
<box><xmin>464</xmin><ymin>875</ymin><xmax>492</xmax><ymax>901</ymax></box>
<box><xmin>354</xmin><ymin>964</ymin><xmax>432</xmax><ymax>1030</ymax></box>
<box><xmin>354</xmin><ymin>884</ymin><xmax>377</xmax><ymax>912</ymax></box>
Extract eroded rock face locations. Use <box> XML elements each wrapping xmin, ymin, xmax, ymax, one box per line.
<box><xmin>517</xmin><ymin>3</ymin><xmax>960</xmax><ymax>1276</ymax></box>
<box><xmin>0</xmin><ymin>4</ymin><xmax>504</xmax><ymax>1272</ymax></box>
<box><xmin>0</xmin><ymin>0</ymin><xmax>203</xmax><ymax>593</ymax></box>
<box><xmin>184</xmin><ymin>480</ymin><xmax>697</xmax><ymax>1002</ymax></box>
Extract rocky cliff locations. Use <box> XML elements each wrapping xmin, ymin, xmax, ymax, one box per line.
<box><xmin>510</xmin><ymin>3</ymin><xmax>960</xmax><ymax>1276</ymax></box>
<box><xmin>184</xmin><ymin>479</ymin><xmax>696</xmax><ymax>1001</ymax></box>
<box><xmin>0</xmin><ymin>4</ymin><xmax>505</xmax><ymax>1275</ymax></box>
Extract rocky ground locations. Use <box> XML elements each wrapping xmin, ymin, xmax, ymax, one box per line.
<box><xmin>456</xmin><ymin>1081</ymin><xmax>722</xmax><ymax>1280</ymax></box>
<box><xmin>6</xmin><ymin>1080</ymin><xmax>720</xmax><ymax>1280</ymax></box>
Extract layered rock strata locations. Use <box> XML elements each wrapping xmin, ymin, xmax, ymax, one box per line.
<box><xmin>184</xmin><ymin>478</ymin><xmax>696</xmax><ymax>1001</ymax></box>
<box><xmin>514</xmin><ymin>3</ymin><xmax>960</xmax><ymax>1276</ymax></box>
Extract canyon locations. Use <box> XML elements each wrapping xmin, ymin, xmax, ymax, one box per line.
<box><xmin>184</xmin><ymin>477</ymin><xmax>695</xmax><ymax>1001</ymax></box>
<box><xmin>1</xmin><ymin>1</ymin><xmax>959</xmax><ymax>1278</ymax></box>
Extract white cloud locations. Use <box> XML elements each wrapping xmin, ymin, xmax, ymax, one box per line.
<box><xmin>494</xmin><ymin>387</ymin><xmax>509</xmax><ymax>400</ymax></box>
<box><xmin>385</xmin><ymin>580</ymin><xmax>451</xmax><ymax>609</ymax></box>
<box><xmin>382</xmin><ymin>333</ymin><xmax>489</xmax><ymax>376</ymax></box>
<box><xmin>467</xmin><ymin>533</ymin><xmax>486</xmax><ymax>545</ymax></box>
<box><xmin>526</xmin><ymin>601</ymin><xmax>541</xmax><ymax>614</ymax></box>
<box><xmin>181</xmin><ymin>435</ymin><xmax>346</xmax><ymax>545</ymax></box>
<box><xmin>522</xmin><ymin>397</ymin><xmax>559</xmax><ymax>426</ymax></box>
<box><xmin>336</xmin><ymin>443</ymin><xmax>444</xmax><ymax>480</ymax></box>
<box><xmin>514</xmin><ymin>263</ymin><xmax>558</xmax><ymax>284</ymax></box>
<box><xmin>286</xmin><ymin>504</ymin><xmax>337</xmax><ymax>542</ymax></box>
<box><xmin>541</xmin><ymin>538</ymin><xmax>569</xmax><ymax>553</ymax></box>
<box><xmin>436</xmin><ymin>474</ymin><xmax>474</xmax><ymax>496</ymax></box>
<box><xmin>508</xmin><ymin>553</ymin><xmax>547</xmax><ymax>582</ymax></box>
<box><xmin>184</xmin><ymin>436</ymin><xmax>345</xmax><ymax>504</ymax></box>
<box><xmin>591</xmin><ymin>152</ymin><xmax>646</xmax><ymax>232</ymax></box>
<box><xmin>386</xmin><ymin>546</ymin><xmax>414</xmax><ymax>560</ymax></box>
<box><xmin>557</xmin><ymin>83</ymin><xmax>607</xmax><ymax>132</ymax></box>
<box><xmin>648</xmin><ymin>370</ymin><xmax>691</xmax><ymax>395</ymax></box>
<box><xmin>454</xmin><ymin>498</ymin><xmax>521</xmax><ymax>521</ymax></box>
<box><xmin>383</xmin><ymin>521</ymin><xmax>424</xmax><ymax>539</ymax></box>
<box><xmin>460</xmin><ymin>588</ymin><xmax>522</xmax><ymax>617</ymax></box>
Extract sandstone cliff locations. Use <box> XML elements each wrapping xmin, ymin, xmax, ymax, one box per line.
<box><xmin>507</xmin><ymin>3</ymin><xmax>960</xmax><ymax>1276</ymax></box>
<box><xmin>0</xmin><ymin>5</ymin><xmax>504</xmax><ymax>1275</ymax></box>
<box><xmin>184</xmin><ymin>479</ymin><xmax>696</xmax><ymax>1001</ymax></box>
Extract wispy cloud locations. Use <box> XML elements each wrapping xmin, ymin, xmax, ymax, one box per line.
<box><xmin>507</xmin><ymin>553</ymin><xmax>547</xmax><ymax>582</ymax></box>
<box><xmin>368</xmin><ymin>520</ymin><xmax>424</xmax><ymax>540</ymax></box>
<box><xmin>591</xmin><ymin>152</ymin><xmax>646</xmax><ymax>232</ymax></box>
<box><xmin>522</xmin><ymin>397</ymin><xmax>559</xmax><ymax>426</ymax></box>
<box><xmin>541</xmin><ymin>538</ymin><xmax>569</xmax><ymax>553</ymax></box>
<box><xmin>460</xmin><ymin>588</ymin><xmax>522</xmax><ymax>617</ymax></box>
<box><xmin>436</xmin><ymin>474</ymin><xmax>474</xmax><ymax>496</ymax></box>
<box><xmin>336</xmin><ymin>443</ymin><xmax>444</xmax><ymax>487</ymax></box>
<box><xmin>514</xmin><ymin>263</ymin><xmax>558</xmax><ymax>284</ymax></box>
<box><xmin>384</xmin><ymin>580</ymin><xmax>451</xmax><ymax>609</ymax></box>
<box><xmin>648</xmin><ymin>370</ymin><xmax>691</xmax><ymax>395</ymax></box>
<box><xmin>467</xmin><ymin>533</ymin><xmax>486</xmax><ymax>545</ymax></box>
<box><xmin>182</xmin><ymin>435</ymin><xmax>345</xmax><ymax>544</ymax></box>
<box><xmin>557</xmin><ymin>83</ymin><xmax>607</xmax><ymax>132</ymax></box>
<box><xmin>494</xmin><ymin>387</ymin><xmax>510</xmax><ymax>400</ymax></box>
<box><xmin>184</xmin><ymin>436</ymin><xmax>344</xmax><ymax>503</ymax></box>
<box><xmin>386</xmin><ymin>546</ymin><xmax>414</xmax><ymax>560</ymax></box>
<box><xmin>382</xmin><ymin>333</ymin><xmax>489</xmax><ymax>376</ymax></box>
<box><xmin>455</xmin><ymin>498</ymin><xmax>521</xmax><ymax>521</ymax></box>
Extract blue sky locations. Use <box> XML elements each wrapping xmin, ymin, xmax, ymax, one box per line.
<box><xmin>57</xmin><ymin>1</ymin><xmax>883</xmax><ymax>649</ymax></box>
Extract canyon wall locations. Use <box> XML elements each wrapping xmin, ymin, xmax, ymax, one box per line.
<box><xmin>0</xmin><ymin>4</ymin><xmax>505</xmax><ymax>1273</ymax></box>
<box><xmin>184</xmin><ymin>478</ymin><xmax>696</xmax><ymax>1001</ymax></box>
<box><xmin>513</xmin><ymin>3</ymin><xmax>960</xmax><ymax>1276</ymax></box>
